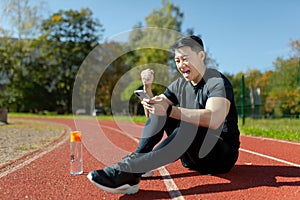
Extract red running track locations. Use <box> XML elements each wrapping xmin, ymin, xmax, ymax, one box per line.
<box><xmin>0</xmin><ymin>117</ymin><xmax>299</xmax><ymax>200</ymax></box>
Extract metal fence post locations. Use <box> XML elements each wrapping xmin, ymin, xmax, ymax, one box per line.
<box><xmin>241</xmin><ymin>74</ymin><xmax>245</xmax><ymax>125</ymax></box>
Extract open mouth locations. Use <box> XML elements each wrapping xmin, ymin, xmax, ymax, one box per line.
<box><xmin>181</xmin><ymin>70</ymin><xmax>191</xmax><ymax>78</ymax></box>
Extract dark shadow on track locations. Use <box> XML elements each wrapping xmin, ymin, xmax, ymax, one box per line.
<box><xmin>120</xmin><ymin>165</ymin><xmax>300</xmax><ymax>199</ymax></box>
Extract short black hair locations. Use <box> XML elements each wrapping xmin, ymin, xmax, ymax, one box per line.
<box><xmin>171</xmin><ymin>35</ymin><xmax>204</xmax><ymax>53</ymax></box>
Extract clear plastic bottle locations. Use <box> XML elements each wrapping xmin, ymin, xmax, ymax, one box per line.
<box><xmin>70</xmin><ymin>131</ymin><xmax>83</xmax><ymax>175</ymax></box>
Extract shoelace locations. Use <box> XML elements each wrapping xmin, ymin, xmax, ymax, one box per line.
<box><xmin>122</xmin><ymin>152</ymin><xmax>138</xmax><ymax>161</ymax></box>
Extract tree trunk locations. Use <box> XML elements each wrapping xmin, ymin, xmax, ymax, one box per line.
<box><xmin>0</xmin><ymin>108</ymin><xmax>8</xmax><ymax>124</ymax></box>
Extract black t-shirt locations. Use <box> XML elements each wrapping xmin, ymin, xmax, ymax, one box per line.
<box><xmin>163</xmin><ymin>68</ymin><xmax>240</xmax><ymax>147</ymax></box>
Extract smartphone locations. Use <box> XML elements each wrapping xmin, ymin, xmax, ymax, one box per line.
<box><xmin>134</xmin><ymin>90</ymin><xmax>150</xmax><ymax>100</ymax></box>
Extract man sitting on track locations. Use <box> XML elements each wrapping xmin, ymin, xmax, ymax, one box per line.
<box><xmin>87</xmin><ymin>35</ymin><xmax>240</xmax><ymax>194</ymax></box>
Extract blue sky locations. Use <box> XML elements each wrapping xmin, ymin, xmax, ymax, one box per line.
<box><xmin>8</xmin><ymin>0</ymin><xmax>300</xmax><ymax>74</ymax></box>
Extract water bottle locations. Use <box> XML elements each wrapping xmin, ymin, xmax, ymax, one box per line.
<box><xmin>70</xmin><ymin>131</ymin><xmax>83</xmax><ymax>175</ymax></box>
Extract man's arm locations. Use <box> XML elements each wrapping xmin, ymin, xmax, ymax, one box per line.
<box><xmin>169</xmin><ymin>97</ymin><xmax>230</xmax><ymax>130</ymax></box>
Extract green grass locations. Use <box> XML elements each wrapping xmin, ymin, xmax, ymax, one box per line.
<box><xmin>96</xmin><ymin>115</ymin><xmax>148</xmax><ymax>123</ymax></box>
<box><xmin>9</xmin><ymin>112</ymin><xmax>148</xmax><ymax>122</ymax></box>
<box><xmin>9</xmin><ymin>112</ymin><xmax>74</xmax><ymax>119</ymax></box>
<box><xmin>9</xmin><ymin>113</ymin><xmax>300</xmax><ymax>143</ymax></box>
<box><xmin>239</xmin><ymin>118</ymin><xmax>300</xmax><ymax>142</ymax></box>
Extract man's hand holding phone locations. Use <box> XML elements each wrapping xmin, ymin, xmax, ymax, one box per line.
<box><xmin>134</xmin><ymin>90</ymin><xmax>151</xmax><ymax>101</ymax></box>
<box><xmin>140</xmin><ymin>95</ymin><xmax>169</xmax><ymax>116</ymax></box>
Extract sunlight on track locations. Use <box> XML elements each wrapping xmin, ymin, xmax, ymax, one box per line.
<box><xmin>240</xmin><ymin>148</ymin><xmax>300</xmax><ymax>168</ymax></box>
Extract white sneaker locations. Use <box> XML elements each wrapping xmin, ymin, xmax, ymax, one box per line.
<box><xmin>141</xmin><ymin>170</ymin><xmax>154</xmax><ymax>177</ymax></box>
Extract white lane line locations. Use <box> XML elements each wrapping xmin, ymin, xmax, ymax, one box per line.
<box><xmin>157</xmin><ymin>167</ymin><xmax>185</xmax><ymax>200</ymax></box>
<box><xmin>0</xmin><ymin>127</ymin><xmax>70</xmax><ymax>179</ymax></box>
<box><xmin>240</xmin><ymin>148</ymin><xmax>300</xmax><ymax>167</ymax></box>
<box><xmin>103</xmin><ymin>125</ymin><xmax>184</xmax><ymax>200</ymax></box>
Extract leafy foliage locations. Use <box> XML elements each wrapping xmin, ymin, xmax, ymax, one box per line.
<box><xmin>0</xmin><ymin>1</ymin><xmax>299</xmax><ymax>118</ymax></box>
<box><xmin>121</xmin><ymin>0</ymin><xmax>185</xmax><ymax>112</ymax></box>
<box><xmin>0</xmin><ymin>8</ymin><xmax>103</xmax><ymax>113</ymax></box>
<box><xmin>36</xmin><ymin>9</ymin><xmax>102</xmax><ymax>113</ymax></box>
<box><xmin>229</xmin><ymin>54</ymin><xmax>300</xmax><ymax>118</ymax></box>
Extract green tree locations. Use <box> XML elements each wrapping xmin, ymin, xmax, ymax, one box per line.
<box><xmin>38</xmin><ymin>8</ymin><xmax>103</xmax><ymax>113</ymax></box>
<box><xmin>290</xmin><ymin>39</ymin><xmax>300</xmax><ymax>57</ymax></box>
<box><xmin>260</xmin><ymin>70</ymin><xmax>273</xmax><ymax>116</ymax></box>
<box><xmin>145</xmin><ymin>0</ymin><xmax>183</xmax><ymax>31</ymax></box>
<box><xmin>95</xmin><ymin>42</ymin><xmax>132</xmax><ymax>111</ymax></box>
<box><xmin>267</xmin><ymin>57</ymin><xmax>299</xmax><ymax>116</ymax></box>
<box><xmin>114</xmin><ymin>0</ymin><xmax>185</xmax><ymax>115</ymax></box>
<box><xmin>226</xmin><ymin>72</ymin><xmax>251</xmax><ymax>117</ymax></box>
<box><xmin>127</xmin><ymin>0</ymin><xmax>184</xmax><ymax>82</ymax></box>
<box><xmin>0</xmin><ymin>0</ymin><xmax>45</xmax><ymax>111</ymax></box>
<box><xmin>245</xmin><ymin>69</ymin><xmax>263</xmax><ymax>117</ymax></box>
<box><xmin>123</xmin><ymin>0</ymin><xmax>185</xmax><ymax>101</ymax></box>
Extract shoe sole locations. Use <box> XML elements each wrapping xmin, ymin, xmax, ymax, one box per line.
<box><xmin>87</xmin><ymin>173</ymin><xmax>139</xmax><ymax>194</ymax></box>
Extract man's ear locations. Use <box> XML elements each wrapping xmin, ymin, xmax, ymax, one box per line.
<box><xmin>199</xmin><ymin>51</ymin><xmax>205</xmax><ymax>61</ymax></box>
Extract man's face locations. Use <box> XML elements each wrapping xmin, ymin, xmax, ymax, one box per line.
<box><xmin>174</xmin><ymin>46</ymin><xmax>205</xmax><ymax>85</ymax></box>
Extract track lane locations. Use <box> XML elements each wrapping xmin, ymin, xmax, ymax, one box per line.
<box><xmin>0</xmin><ymin>117</ymin><xmax>299</xmax><ymax>200</ymax></box>
<box><xmin>164</xmin><ymin>148</ymin><xmax>300</xmax><ymax>200</ymax></box>
<box><xmin>240</xmin><ymin>135</ymin><xmax>300</xmax><ymax>165</ymax></box>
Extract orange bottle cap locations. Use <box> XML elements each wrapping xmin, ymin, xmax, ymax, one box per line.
<box><xmin>70</xmin><ymin>131</ymin><xmax>82</xmax><ymax>142</ymax></box>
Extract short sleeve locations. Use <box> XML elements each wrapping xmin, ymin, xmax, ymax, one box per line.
<box><xmin>207</xmin><ymin>77</ymin><xmax>233</xmax><ymax>101</ymax></box>
<box><xmin>163</xmin><ymin>80</ymin><xmax>180</xmax><ymax>105</ymax></box>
